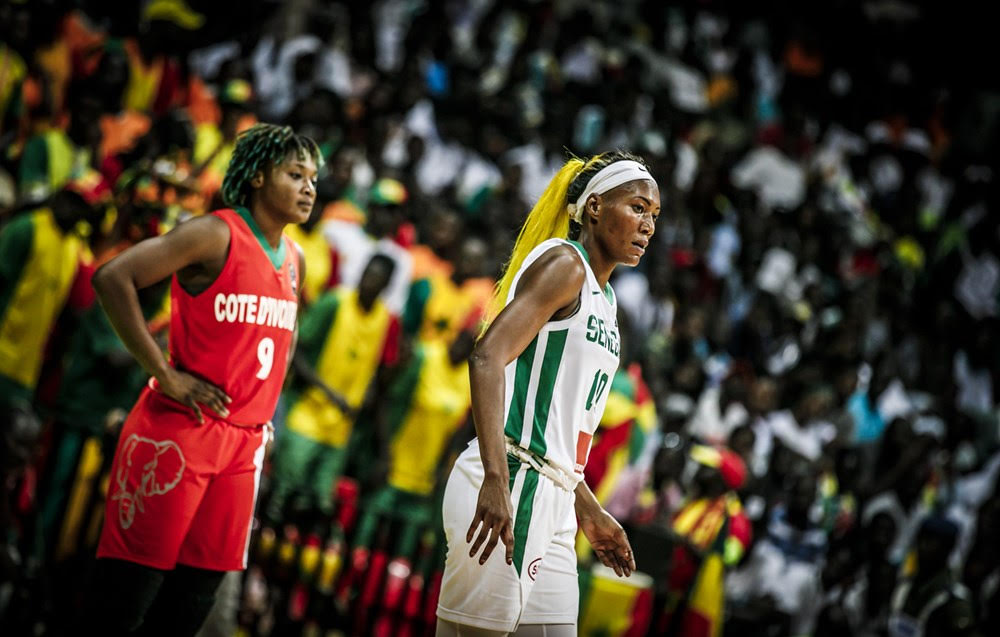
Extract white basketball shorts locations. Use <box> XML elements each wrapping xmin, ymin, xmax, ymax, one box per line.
<box><xmin>437</xmin><ymin>442</ymin><xmax>580</xmax><ymax>633</ymax></box>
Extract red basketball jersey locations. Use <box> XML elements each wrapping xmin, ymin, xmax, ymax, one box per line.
<box><xmin>162</xmin><ymin>208</ymin><xmax>300</xmax><ymax>426</ymax></box>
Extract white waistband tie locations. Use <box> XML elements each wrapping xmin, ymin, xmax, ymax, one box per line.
<box><xmin>505</xmin><ymin>438</ymin><xmax>576</xmax><ymax>492</ymax></box>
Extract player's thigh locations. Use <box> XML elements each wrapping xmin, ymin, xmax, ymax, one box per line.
<box><xmin>438</xmin><ymin>463</ymin><xmax>522</xmax><ymax>632</ymax></box>
<box><xmin>178</xmin><ymin>427</ymin><xmax>266</xmax><ymax>570</ymax></box>
<box><xmin>521</xmin><ymin>503</ymin><xmax>579</xmax><ymax>626</ymax></box>
<box><xmin>97</xmin><ymin>399</ymin><xmax>211</xmax><ymax>569</ymax></box>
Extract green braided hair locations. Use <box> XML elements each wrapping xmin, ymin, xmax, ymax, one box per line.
<box><xmin>221</xmin><ymin>123</ymin><xmax>324</xmax><ymax>208</ymax></box>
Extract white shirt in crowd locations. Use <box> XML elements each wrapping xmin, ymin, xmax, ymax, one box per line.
<box><xmin>688</xmin><ymin>385</ymin><xmax>749</xmax><ymax>445</ymax></box>
<box><xmin>613</xmin><ymin>271</ymin><xmax>675</xmax><ymax>340</ymax></box>
<box><xmin>322</xmin><ymin>220</ymin><xmax>413</xmax><ymax>315</ymax></box>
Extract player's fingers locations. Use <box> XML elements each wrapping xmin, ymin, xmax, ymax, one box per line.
<box><xmin>599</xmin><ymin>544</ymin><xmax>626</xmax><ymax>576</ymax></box>
<box><xmin>610</xmin><ymin>557</ymin><xmax>623</xmax><ymax>577</ymax></box>
<box><xmin>596</xmin><ymin>549</ymin><xmax>622</xmax><ymax>576</ymax></box>
<box><xmin>615</xmin><ymin>552</ymin><xmax>632</xmax><ymax>577</ymax></box>
<box><xmin>197</xmin><ymin>385</ymin><xmax>229</xmax><ymax>418</ymax></box>
<box><xmin>209</xmin><ymin>395</ymin><xmax>230</xmax><ymax>417</ymax></box>
<box><xmin>466</xmin><ymin>511</ymin><xmax>484</xmax><ymax>544</ymax></box>
<box><xmin>479</xmin><ymin>524</ymin><xmax>501</xmax><ymax>564</ymax></box>
<box><xmin>595</xmin><ymin>543</ymin><xmax>626</xmax><ymax>576</ymax></box>
<box><xmin>207</xmin><ymin>382</ymin><xmax>232</xmax><ymax>406</ymax></box>
<box><xmin>468</xmin><ymin>523</ymin><xmax>490</xmax><ymax>557</ymax></box>
<box><xmin>186</xmin><ymin>398</ymin><xmax>204</xmax><ymax>425</ymax></box>
<box><xmin>618</xmin><ymin>533</ymin><xmax>636</xmax><ymax>573</ymax></box>
<box><xmin>593</xmin><ymin>548</ymin><xmax>611</xmax><ymax>567</ymax></box>
<box><xmin>502</xmin><ymin>524</ymin><xmax>514</xmax><ymax>565</ymax></box>
<box><xmin>605</xmin><ymin>552</ymin><xmax>625</xmax><ymax>576</ymax></box>
<box><xmin>197</xmin><ymin>386</ymin><xmax>227</xmax><ymax>416</ymax></box>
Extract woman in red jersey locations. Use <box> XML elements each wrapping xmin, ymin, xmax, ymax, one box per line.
<box><xmin>83</xmin><ymin>124</ymin><xmax>320</xmax><ymax>635</ymax></box>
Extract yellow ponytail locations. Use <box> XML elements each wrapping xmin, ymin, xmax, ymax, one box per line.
<box><xmin>486</xmin><ymin>156</ymin><xmax>598</xmax><ymax>326</ymax></box>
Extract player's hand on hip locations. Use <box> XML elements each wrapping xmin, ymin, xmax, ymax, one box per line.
<box><xmin>580</xmin><ymin>508</ymin><xmax>635</xmax><ymax>577</ymax></box>
<box><xmin>158</xmin><ymin>368</ymin><xmax>232</xmax><ymax>424</ymax></box>
<box><xmin>467</xmin><ymin>474</ymin><xmax>515</xmax><ymax>566</ymax></box>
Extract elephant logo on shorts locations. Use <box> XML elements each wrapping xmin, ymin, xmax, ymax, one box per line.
<box><xmin>111</xmin><ymin>434</ymin><xmax>186</xmax><ymax>530</ymax></box>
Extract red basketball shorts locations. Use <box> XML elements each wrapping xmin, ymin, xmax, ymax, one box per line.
<box><xmin>97</xmin><ymin>386</ymin><xmax>268</xmax><ymax>571</ymax></box>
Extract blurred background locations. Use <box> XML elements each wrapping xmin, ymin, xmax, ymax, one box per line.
<box><xmin>1</xmin><ymin>0</ymin><xmax>999</xmax><ymax>635</ymax></box>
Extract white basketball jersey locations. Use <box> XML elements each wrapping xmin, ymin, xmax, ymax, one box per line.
<box><xmin>501</xmin><ymin>238</ymin><xmax>621</xmax><ymax>484</ymax></box>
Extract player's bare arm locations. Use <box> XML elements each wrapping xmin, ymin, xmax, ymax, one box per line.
<box><xmin>93</xmin><ymin>215</ymin><xmax>233</xmax><ymax>423</ymax></box>
<box><xmin>574</xmin><ymin>479</ymin><xmax>635</xmax><ymax>577</ymax></box>
<box><xmin>466</xmin><ymin>245</ymin><xmax>585</xmax><ymax>565</ymax></box>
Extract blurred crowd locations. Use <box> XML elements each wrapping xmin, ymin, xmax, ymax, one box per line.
<box><xmin>2</xmin><ymin>0</ymin><xmax>999</xmax><ymax>636</ymax></box>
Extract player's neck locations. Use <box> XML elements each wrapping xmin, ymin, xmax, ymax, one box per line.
<box><xmin>248</xmin><ymin>207</ymin><xmax>285</xmax><ymax>249</ymax></box>
<box><xmin>577</xmin><ymin>234</ymin><xmax>614</xmax><ymax>289</ymax></box>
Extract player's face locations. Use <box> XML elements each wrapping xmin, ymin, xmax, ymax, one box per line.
<box><xmin>262</xmin><ymin>153</ymin><xmax>319</xmax><ymax>224</ymax></box>
<box><xmin>592</xmin><ymin>179</ymin><xmax>660</xmax><ymax>267</ymax></box>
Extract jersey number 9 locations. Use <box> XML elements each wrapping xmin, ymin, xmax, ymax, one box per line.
<box><xmin>256</xmin><ymin>337</ymin><xmax>275</xmax><ymax>379</ymax></box>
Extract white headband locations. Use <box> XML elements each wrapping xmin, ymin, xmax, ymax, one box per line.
<box><xmin>567</xmin><ymin>160</ymin><xmax>656</xmax><ymax>223</ymax></box>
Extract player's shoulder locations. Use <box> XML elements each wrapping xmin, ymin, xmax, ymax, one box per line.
<box><xmin>162</xmin><ymin>212</ymin><xmax>232</xmax><ymax>260</ymax></box>
<box><xmin>523</xmin><ymin>242</ymin><xmax>587</xmax><ymax>285</ymax></box>
<box><xmin>183</xmin><ymin>211</ymin><xmax>231</xmax><ymax>236</ymax></box>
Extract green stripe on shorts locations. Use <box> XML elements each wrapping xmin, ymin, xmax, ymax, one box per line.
<box><xmin>507</xmin><ymin>453</ymin><xmax>520</xmax><ymax>491</ymax></box>
<box><xmin>512</xmin><ymin>467</ymin><xmax>539</xmax><ymax>575</ymax></box>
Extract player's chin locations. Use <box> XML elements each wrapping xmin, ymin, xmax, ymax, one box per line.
<box><xmin>620</xmin><ymin>253</ymin><xmax>642</xmax><ymax>267</ymax></box>
<box><xmin>290</xmin><ymin>204</ymin><xmax>313</xmax><ymax>223</ymax></box>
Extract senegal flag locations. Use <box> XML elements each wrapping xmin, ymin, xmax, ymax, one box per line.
<box><xmin>579</xmin><ymin>564</ymin><xmax>654</xmax><ymax>636</ymax></box>
<box><xmin>661</xmin><ymin>495</ymin><xmax>750</xmax><ymax>637</ymax></box>
<box><xmin>677</xmin><ymin>518</ymin><xmax>729</xmax><ymax>637</ymax></box>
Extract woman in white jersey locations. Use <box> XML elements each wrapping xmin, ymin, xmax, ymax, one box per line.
<box><xmin>437</xmin><ymin>152</ymin><xmax>660</xmax><ymax>636</ymax></box>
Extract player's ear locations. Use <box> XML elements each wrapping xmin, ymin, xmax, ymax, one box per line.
<box><xmin>587</xmin><ymin>193</ymin><xmax>601</xmax><ymax>223</ymax></box>
<box><xmin>250</xmin><ymin>170</ymin><xmax>265</xmax><ymax>189</ymax></box>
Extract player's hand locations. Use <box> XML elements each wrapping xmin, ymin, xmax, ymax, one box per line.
<box><xmin>158</xmin><ymin>368</ymin><xmax>231</xmax><ymax>424</ymax></box>
<box><xmin>580</xmin><ymin>508</ymin><xmax>635</xmax><ymax>577</ymax></box>
<box><xmin>466</xmin><ymin>474</ymin><xmax>515</xmax><ymax>566</ymax></box>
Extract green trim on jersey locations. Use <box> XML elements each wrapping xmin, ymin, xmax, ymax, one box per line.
<box><xmin>512</xmin><ymin>467</ymin><xmax>540</xmax><ymax>575</ymax></box>
<box><xmin>503</xmin><ymin>336</ymin><xmax>537</xmax><ymax>442</ymax></box>
<box><xmin>0</xmin><ymin>213</ymin><xmax>34</xmax><ymax>324</ymax></box>
<box><xmin>567</xmin><ymin>239</ymin><xmax>614</xmax><ymax>305</ymax></box>
<box><xmin>527</xmin><ymin>329</ymin><xmax>569</xmax><ymax>457</ymax></box>
<box><xmin>235</xmin><ymin>206</ymin><xmax>286</xmax><ymax>271</ymax></box>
